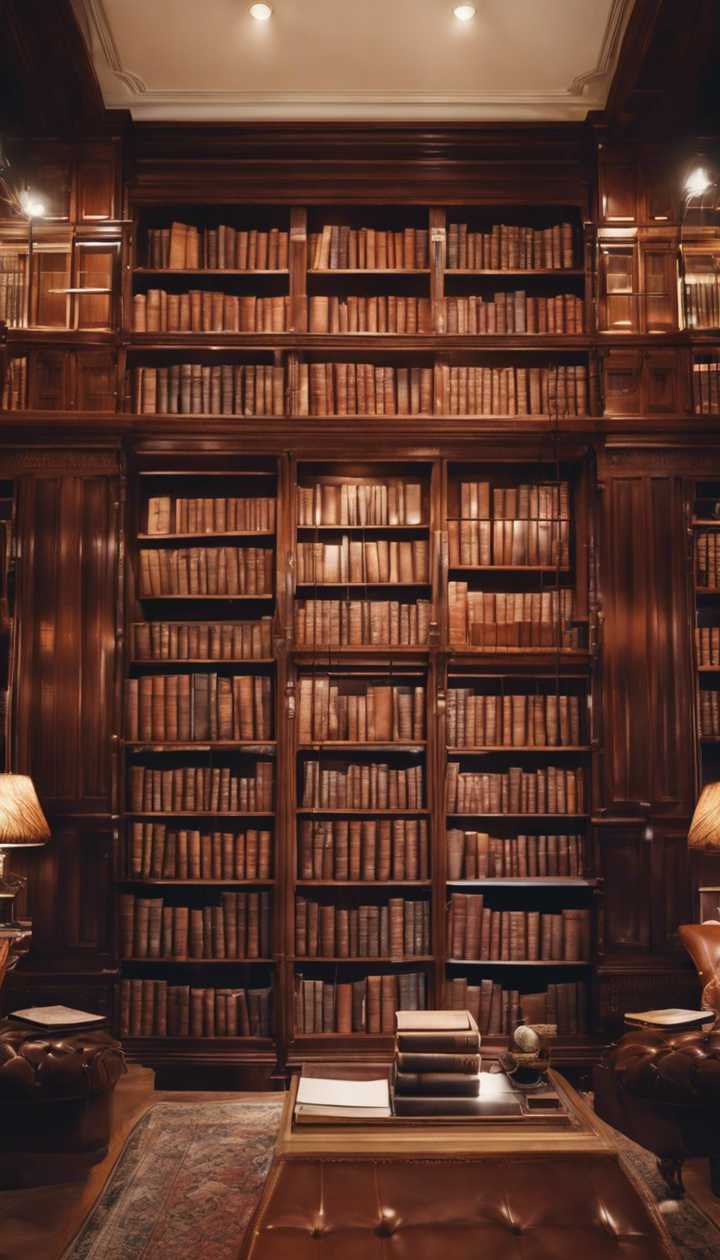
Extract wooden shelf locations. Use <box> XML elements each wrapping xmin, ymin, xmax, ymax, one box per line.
<box><xmin>121</xmin><ymin>957</ymin><xmax>274</xmax><ymax>964</ymax></box>
<box><xmin>126</xmin><ymin>811</ymin><xmax>275</xmax><ymax>818</ymax></box>
<box><xmin>447</xmin><ymin>878</ymin><xmax>595</xmax><ymax>888</ymax></box>
<box><xmin>446</xmin><ymin>958</ymin><xmax>592</xmax><ymax>967</ymax></box>
<box><xmin>130</xmin><ymin>658</ymin><xmax>275</xmax><ymax>666</ymax></box>
<box><xmin>296</xmin><ymin>524</ymin><xmax>430</xmax><ymax>533</ymax></box>
<box><xmin>294</xmin><ymin>580</ymin><xmax>431</xmax><ymax>588</ymax></box>
<box><xmin>448</xmin><ymin>565</ymin><xmax>571</xmax><ymax>574</ymax></box>
<box><xmin>292</xmin><ymin>955</ymin><xmax>434</xmax><ymax>963</ymax></box>
<box><xmin>125</xmin><ymin>741</ymin><xmax>276</xmax><ymax>751</ymax></box>
<box><xmin>296</xmin><ymin>808</ymin><xmax>430</xmax><ymax>816</ymax></box>
<box><xmin>134</xmin><ymin>268</ymin><xmax>289</xmax><ymax>277</ymax></box>
<box><xmin>444</xmin><ymin>269</ymin><xmax>586</xmax><ymax>278</ymax></box>
<box><xmin>298</xmin><ymin>742</ymin><xmax>426</xmax><ymax>751</ymax></box>
<box><xmin>447</xmin><ymin>746</ymin><xmax>590</xmax><ymax>754</ymax></box>
<box><xmin>295</xmin><ymin>880</ymin><xmax>432</xmax><ymax>887</ymax></box>
<box><xmin>137</xmin><ymin>530</ymin><xmax>275</xmax><ymax>541</ymax></box>
<box><xmin>137</xmin><ymin>593</ymin><xmax>275</xmax><ymax>601</ymax></box>
<box><xmin>447</xmin><ymin>812</ymin><xmax>588</xmax><ymax>820</ymax></box>
<box><xmin>121</xmin><ymin>878</ymin><xmax>274</xmax><ymax>886</ymax></box>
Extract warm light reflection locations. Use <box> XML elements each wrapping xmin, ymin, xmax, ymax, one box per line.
<box><xmin>249</xmin><ymin>3</ymin><xmax>272</xmax><ymax>19</ymax></box>
<box><xmin>453</xmin><ymin>4</ymin><xmax>476</xmax><ymax>19</ymax></box>
<box><xmin>685</xmin><ymin>166</ymin><xmax>713</xmax><ymax>198</ymax></box>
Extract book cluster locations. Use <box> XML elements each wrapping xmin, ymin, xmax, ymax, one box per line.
<box><xmin>119</xmin><ymin>891</ymin><xmax>272</xmax><ymax>959</ymax></box>
<box><xmin>392</xmin><ymin>1011</ymin><xmax>481</xmax><ymax>1116</ymax></box>
<box><xmin>125</xmin><ymin>673</ymin><xmax>273</xmax><ymax>741</ymax></box>
<box><xmin>693</xmin><ymin>358</ymin><xmax>720</xmax><ymax>413</ymax></box>
<box><xmin>295</xmin><ymin>896</ymin><xmax>430</xmax><ymax>957</ymax></box>
<box><xmin>294</xmin><ymin>971</ymin><xmax>427</xmax><ymax>1033</ymax></box>
<box><xmin>132</xmin><ymin>291</ymin><xmax>288</xmax><ymax>332</ymax></box>
<box><xmin>699</xmin><ymin>690</ymin><xmax>720</xmax><ymax>736</ymax></box>
<box><xmin>443</xmin><ymin>364</ymin><xmax>588</xmax><ymax>417</ymax></box>
<box><xmin>129</xmin><ymin>762</ymin><xmax>273</xmax><ymax>812</ymax></box>
<box><xmin>448</xmin><ymin>897</ymin><xmax>591</xmax><ymax>961</ymax></box>
<box><xmin>145</xmin><ymin>494</ymin><xmax>275</xmax><ymax>535</ymax></box>
<box><xmin>119</xmin><ymin>979</ymin><xmax>272</xmax><ymax>1037</ymax></box>
<box><xmin>1</xmin><ymin>357</ymin><xmax>27</xmax><ymax>411</ymax></box>
<box><xmin>310</xmin><ymin>225</ymin><xmax>429</xmax><ymax>270</ymax></box>
<box><xmin>444</xmin><ymin>292</ymin><xmax>583</xmax><ymax>334</ymax></box>
<box><xmin>696</xmin><ymin>532</ymin><xmax>720</xmax><ymax>587</ymax></box>
<box><xmin>302</xmin><ymin>363</ymin><xmax>433</xmax><ymax>416</ymax></box>
<box><xmin>446</xmin><ymin>977</ymin><xmax>588</xmax><ymax>1036</ymax></box>
<box><xmin>448</xmin><ymin>585</ymin><xmax>578</xmax><ymax>648</ymax></box>
<box><xmin>447</xmin><ymin>830</ymin><xmax>584</xmax><ymax>879</ymax></box>
<box><xmin>138</xmin><ymin>546</ymin><xmax>273</xmax><ymax>596</ymax></box>
<box><xmin>310</xmin><ymin>295</ymin><xmax>432</xmax><ymax>334</ymax></box>
<box><xmin>296</xmin><ymin>538</ymin><xmax>429</xmax><ymax>583</ymax></box>
<box><xmin>297</xmin><ymin>480</ymin><xmax>423</xmax><ymax>526</ymax></box>
<box><xmin>301</xmin><ymin>759</ymin><xmax>423</xmax><ymax>808</ymax></box>
<box><xmin>294</xmin><ymin>597</ymin><xmax>431</xmax><ymax>646</ymax></box>
<box><xmin>446</xmin><ymin>221</ymin><xmax>575</xmax><ymax>270</ymax></box>
<box><xmin>128</xmin><ymin>822</ymin><xmax>272</xmax><ymax>880</ymax></box>
<box><xmin>298</xmin><ymin>818</ymin><xmax>430</xmax><ymax>881</ymax></box>
<box><xmin>145</xmin><ymin>222</ymin><xmax>289</xmax><ymax>270</ymax></box>
<box><xmin>132</xmin><ymin>618</ymin><xmax>273</xmax><ymax>661</ymax></box>
<box><xmin>132</xmin><ymin>364</ymin><xmax>286</xmax><ymax>416</ymax></box>
<box><xmin>695</xmin><ymin>626</ymin><xmax>720</xmax><ymax>666</ymax></box>
<box><xmin>449</xmin><ymin>479</ymin><xmax>570</xmax><ymax>567</ymax></box>
<box><xmin>684</xmin><ymin>275</ymin><xmax>720</xmax><ymax>329</ymax></box>
<box><xmin>0</xmin><ymin>253</ymin><xmax>25</xmax><ymax>326</ymax></box>
<box><xmin>446</xmin><ymin>763</ymin><xmax>585</xmax><ymax>815</ymax></box>
<box><xmin>447</xmin><ymin>690</ymin><xmax>582</xmax><ymax>747</ymax></box>
<box><xmin>297</xmin><ymin>678</ymin><xmax>425</xmax><ymax>742</ymax></box>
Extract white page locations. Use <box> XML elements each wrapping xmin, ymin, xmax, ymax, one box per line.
<box><xmin>297</xmin><ymin>1077</ymin><xmax>390</xmax><ymax>1109</ymax></box>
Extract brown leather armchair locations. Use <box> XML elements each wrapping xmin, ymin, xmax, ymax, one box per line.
<box><xmin>593</xmin><ymin>923</ymin><xmax>720</xmax><ymax>1198</ymax></box>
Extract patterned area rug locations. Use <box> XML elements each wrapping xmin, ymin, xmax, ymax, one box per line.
<box><xmin>63</xmin><ymin>1094</ymin><xmax>720</xmax><ymax>1260</ymax></box>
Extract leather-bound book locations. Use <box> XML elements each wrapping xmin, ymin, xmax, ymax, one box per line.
<box><xmin>394</xmin><ymin>1071</ymin><xmax>480</xmax><ymax>1097</ymax></box>
<box><xmin>336</xmin><ymin>983</ymin><xmax>352</xmax><ymax>1034</ymax></box>
<box><xmin>366</xmin><ymin>974</ymin><xmax>382</xmax><ymax>1033</ymax></box>
<box><xmin>396</xmin><ymin>1051</ymin><xmax>480</xmax><ymax>1074</ymax></box>
<box><xmin>381</xmin><ymin>974</ymin><xmax>396</xmax><ymax>1032</ymax></box>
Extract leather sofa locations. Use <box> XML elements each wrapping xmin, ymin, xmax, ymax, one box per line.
<box><xmin>0</xmin><ymin>1022</ymin><xmax>126</xmax><ymax>1187</ymax></box>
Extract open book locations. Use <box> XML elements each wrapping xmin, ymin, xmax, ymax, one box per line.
<box><xmin>295</xmin><ymin>1075</ymin><xmax>391</xmax><ymax>1121</ymax></box>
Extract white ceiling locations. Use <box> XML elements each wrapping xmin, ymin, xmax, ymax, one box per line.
<box><xmin>72</xmin><ymin>0</ymin><xmax>635</xmax><ymax>122</ymax></box>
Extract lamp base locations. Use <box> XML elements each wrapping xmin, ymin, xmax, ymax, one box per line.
<box><xmin>0</xmin><ymin>891</ymin><xmax>19</xmax><ymax>926</ymax></box>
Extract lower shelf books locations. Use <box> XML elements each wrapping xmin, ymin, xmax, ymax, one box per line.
<box><xmin>695</xmin><ymin>532</ymin><xmax>720</xmax><ymax>587</ymax></box>
<box><xmin>119</xmin><ymin>891</ymin><xmax>271</xmax><ymax>959</ymax></box>
<box><xmin>442</xmin><ymin>364</ymin><xmax>587</xmax><ymax>418</ymax></box>
<box><xmin>138</xmin><ymin>546</ymin><xmax>273</xmax><ymax>596</ymax></box>
<box><xmin>295</xmin><ymin>599</ymin><xmax>431</xmax><ymax>646</ymax></box>
<box><xmin>696</xmin><ymin>626</ymin><xmax>720</xmax><ymax>667</ymax></box>
<box><xmin>297</xmin><ymin>677</ymin><xmax>425</xmax><ymax>742</ymax></box>
<box><xmin>446</xmin><ymin>977</ymin><xmax>588</xmax><ymax>1035</ymax></box>
<box><xmin>699</xmin><ymin>690</ymin><xmax>720</xmax><ymax>735</ymax></box>
<box><xmin>301</xmin><ymin>759</ymin><xmax>423</xmax><ymax>809</ymax></box>
<box><xmin>296</xmin><ymin>538</ymin><xmax>429</xmax><ymax>583</ymax></box>
<box><xmin>295</xmin><ymin>896</ymin><xmax>430</xmax><ymax>958</ymax></box>
<box><xmin>447</xmin><ymin>691</ymin><xmax>581</xmax><ymax>748</ymax></box>
<box><xmin>449</xmin><ymin>585</ymin><xmax>579</xmax><ymax>648</ymax></box>
<box><xmin>132</xmin><ymin>364</ymin><xmax>285</xmax><ymax>417</ymax></box>
<box><xmin>132</xmin><ymin>291</ymin><xmax>289</xmax><ymax>333</ymax></box>
<box><xmin>132</xmin><ymin>619</ymin><xmax>273</xmax><ymax>661</ymax></box>
<box><xmin>298</xmin><ymin>818</ymin><xmax>430</xmax><ymax>881</ymax></box>
<box><xmin>446</xmin><ymin>764</ymin><xmax>585</xmax><ymax>814</ymax></box>
<box><xmin>447</xmin><ymin>831</ymin><xmax>584</xmax><ymax>879</ymax></box>
<box><xmin>693</xmin><ymin>359</ymin><xmax>720</xmax><ymax>415</ymax></box>
<box><xmin>129</xmin><ymin>762</ymin><xmax>273</xmax><ymax>812</ymax></box>
<box><xmin>125</xmin><ymin>673</ymin><xmax>273</xmax><ymax>741</ymax></box>
<box><xmin>447</xmin><ymin>896</ymin><xmax>591</xmax><ymax>961</ymax></box>
<box><xmin>1</xmin><ymin>356</ymin><xmax>27</xmax><ymax>411</ymax></box>
<box><xmin>128</xmin><ymin>823</ymin><xmax>272</xmax><ymax>880</ymax></box>
<box><xmin>118</xmin><ymin>979</ymin><xmax>272</xmax><ymax>1037</ymax></box>
<box><xmin>145</xmin><ymin>494</ymin><xmax>275</xmax><ymax>535</ymax></box>
<box><xmin>294</xmin><ymin>970</ymin><xmax>427</xmax><ymax>1033</ymax></box>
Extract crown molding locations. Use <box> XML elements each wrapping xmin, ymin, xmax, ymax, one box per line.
<box><xmin>74</xmin><ymin>0</ymin><xmax>635</xmax><ymax>123</ymax></box>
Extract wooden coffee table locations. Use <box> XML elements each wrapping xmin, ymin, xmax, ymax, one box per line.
<box><xmin>239</xmin><ymin>1064</ymin><xmax>679</xmax><ymax>1259</ymax></box>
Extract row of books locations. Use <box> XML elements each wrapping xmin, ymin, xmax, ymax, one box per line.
<box><xmin>696</xmin><ymin>532</ymin><xmax>720</xmax><ymax>588</ymax></box>
<box><xmin>444</xmin><ymin>365</ymin><xmax>588</xmax><ymax>417</ymax></box>
<box><xmin>310</xmin><ymin>225</ymin><xmax>428</xmax><ymax>270</ymax></box>
<box><xmin>297</xmin><ymin>480</ymin><xmax>423</xmax><ymax>528</ymax></box>
<box><xmin>294</xmin><ymin>971</ymin><xmax>427</xmax><ymax>1034</ymax></box>
<box><xmin>447</xmin><ymin>830</ymin><xmax>585</xmax><ymax>880</ymax></box>
<box><xmin>699</xmin><ymin>690</ymin><xmax>720</xmax><ymax>736</ymax></box>
<box><xmin>125</xmin><ymin>673</ymin><xmax>273</xmax><ymax>742</ymax></box>
<box><xmin>458</xmin><ymin>481</ymin><xmax>570</xmax><ymax>521</ymax></box>
<box><xmin>145</xmin><ymin>494</ymin><xmax>276</xmax><ymax>535</ymax></box>
<box><xmin>446</xmin><ymin>222</ymin><xmax>575</xmax><ymax>271</ymax></box>
<box><xmin>132</xmin><ymin>618</ymin><xmax>273</xmax><ymax>661</ymax></box>
<box><xmin>443</xmin><ymin>293</ymin><xmax>583</xmax><ymax>335</ymax></box>
<box><xmin>297</xmin><ymin>678</ymin><xmax>425</xmax><ymax>743</ymax></box>
<box><xmin>128</xmin><ymin>822</ymin><xmax>272</xmax><ymax>881</ymax></box>
<box><xmin>448</xmin><ymin>519</ymin><xmax>569</xmax><ymax>567</ymax></box>
<box><xmin>295</xmin><ymin>897</ymin><xmax>431</xmax><ymax>958</ymax></box>
<box><xmin>138</xmin><ymin>546</ymin><xmax>274</xmax><ymax>596</ymax></box>
<box><xmin>118</xmin><ymin>892</ymin><xmax>272</xmax><ymax>959</ymax></box>
<box><xmin>295</xmin><ymin>538</ymin><xmax>429</xmax><ymax>584</ymax></box>
<box><xmin>294</xmin><ymin>598</ymin><xmax>431</xmax><ymax>646</ymax></box>
<box><xmin>684</xmin><ymin>276</ymin><xmax>720</xmax><ymax>331</ymax></box>
<box><xmin>298</xmin><ymin>819</ymin><xmax>430</xmax><ymax>882</ymax></box>
<box><xmin>0</xmin><ymin>255</ymin><xmax>25</xmax><ymax>326</ymax></box>
<box><xmin>446</xmin><ymin>764</ymin><xmax>586</xmax><ymax>815</ymax></box>
<box><xmin>447</xmin><ymin>896</ymin><xmax>591</xmax><ymax>961</ymax></box>
<box><xmin>301</xmin><ymin>759</ymin><xmax>424</xmax><ymax>809</ymax></box>
<box><xmin>146</xmin><ymin>223</ymin><xmax>289</xmax><ymax>271</ymax></box>
<box><xmin>695</xmin><ymin>626</ymin><xmax>720</xmax><ymax>666</ymax></box>
<box><xmin>446</xmin><ymin>691</ymin><xmax>583</xmax><ymax>748</ymax></box>
<box><xmin>692</xmin><ymin>361</ymin><xmax>720</xmax><ymax>414</ymax></box>
<box><xmin>304</xmin><ymin>362</ymin><xmax>432</xmax><ymax>416</ymax></box>
<box><xmin>309</xmin><ymin>295</ymin><xmax>432</xmax><ymax>334</ymax></box>
<box><xmin>132</xmin><ymin>291</ymin><xmax>289</xmax><ymax>333</ymax></box>
<box><xmin>118</xmin><ymin>979</ymin><xmax>272</xmax><ymax>1037</ymax></box>
<box><xmin>448</xmin><ymin>585</ymin><xmax>580</xmax><ymax>648</ymax></box>
<box><xmin>129</xmin><ymin>762</ymin><xmax>273</xmax><ymax>813</ymax></box>
<box><xmin>446</xmin><ymin>977</ymin><xmax>588</xmax><ymax>1036</ymax></box>
<box><xmin>132</xmin><ymin>364</ymin><xmax>286</xmax><ymax>416</ymax></box>
<box><xmin>1</xmin><ymin>357</ymin><xmax>27</xmax><ymax>411</ymax></box>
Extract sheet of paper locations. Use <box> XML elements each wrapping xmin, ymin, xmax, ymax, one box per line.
<box><xmin>297</xmin><ymin>1076</ymin><xmax>390</xmax><ymax>1109</ymax></box>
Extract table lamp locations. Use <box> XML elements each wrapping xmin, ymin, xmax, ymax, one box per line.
<box><xmin>0</xmin><ymin>774</ymin><xmax>50</xmax><ymax>926</ymax></box>
<box><xmin>689</xmin><ymin>781</ymin><xmax>720</xmax><ymax>850</ymax></box>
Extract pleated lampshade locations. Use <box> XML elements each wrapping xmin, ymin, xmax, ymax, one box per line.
<box><xmin>0</xmin><ymin>775</ymin><xmax>50</xmax><ymax>847</ymax></box>
<box><xmin>689</xmin><ymin>782</ymin><xmax>720</xmax><ymax>850</ymax></box>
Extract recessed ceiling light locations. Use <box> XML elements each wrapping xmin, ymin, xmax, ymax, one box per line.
<box><xmin>453</xmin><ymin>4</ymin><xmax>476</xmax><ymax>20</ymax></box>
<box><xmin>685</xmin><ymin>166</ymin><xmax>713</xmax><ymax>198</ymax></box>
<box><xmin>19</xmin><ymin>190</ymin><xmax>45</xmax><ymax>218</ymax></box>
<box><xmin>250</xmin><ymin>3</ymin><xmax>272</xmax><ymax>19</ymax></box>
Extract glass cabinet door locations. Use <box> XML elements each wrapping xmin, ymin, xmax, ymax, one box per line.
<box><xmin>600</xmin><ymin>245</ymin><xmax>637</xmax><ymax>332</ymax></box>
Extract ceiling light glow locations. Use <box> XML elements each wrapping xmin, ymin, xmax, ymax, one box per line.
<box><xmin>453</xmin><ymin>4</ymin><xmax>476</xmax><ymax>19</ymax></box>
<box><xmin>250</xmin><ymin>3</ymin><xmax>272</xmax><ymax>19</ymax></box>
<box><xmin>19</xmin><ymin>191</ymin><xmax>45</xmax><ymax>218</ymax></box>
<box><xmin>685</xmin><ymin>166</ymin><xmax>713</xmax><ymax>198</ymax></box>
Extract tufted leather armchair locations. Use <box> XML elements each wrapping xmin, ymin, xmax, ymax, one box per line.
<box><xmin>678</xmin><ymin>923</ymin><xmax>720</xmax><ymax>1020</ymax></box>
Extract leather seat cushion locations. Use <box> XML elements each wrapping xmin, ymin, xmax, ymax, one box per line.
<box><xmin>0</xmin><ymin>1025</ymin><xmax>126</xmax><ymax>1100</ymax></box>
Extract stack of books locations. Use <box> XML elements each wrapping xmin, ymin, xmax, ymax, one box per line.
<box><xmin>393</xmin><ymin>1010</ymin><xmax>482</xmax><ymax>1115</ymax></box>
